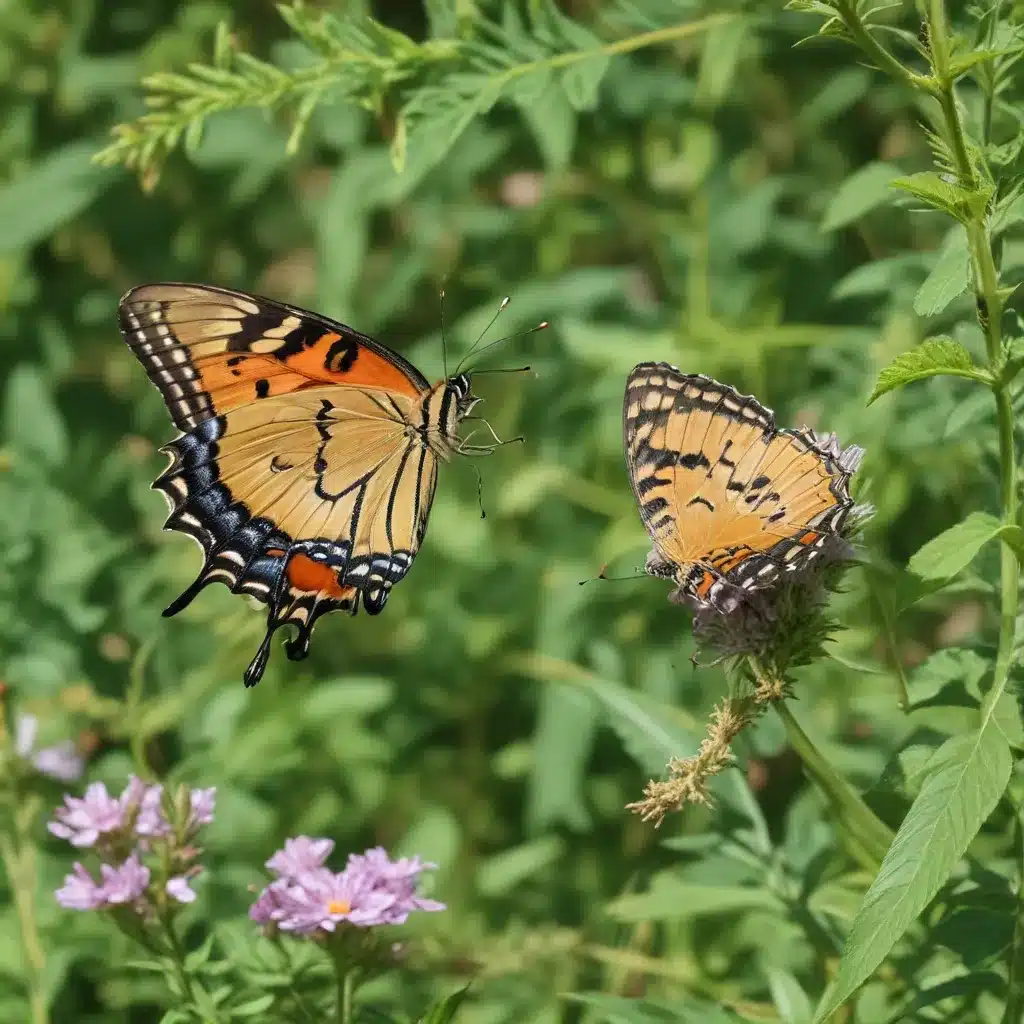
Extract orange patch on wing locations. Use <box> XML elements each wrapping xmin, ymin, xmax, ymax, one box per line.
<box><xmin>286</xmin><ymin>554</ymin><xmax>354</xmax><ymax>600</ymax></box>
<box><xmin>799</xmin><ymin>531</ymin><xmax>819</xmax><ymax>545</ymax></box>
<box><xmin>695</xmin><ymin>572</ymin><xmax>716</xmax><ymax>598</ymax></box>
<box><xmin>276</xmin><ymin>332</ymin><xmax>424</xmax><ymax>397</ymax></box>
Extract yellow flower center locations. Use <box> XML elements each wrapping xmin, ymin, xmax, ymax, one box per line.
<box><xmin>327</xmin><ymin>899</ymin><xmax>352</xmax><ymax>915</ymax></box>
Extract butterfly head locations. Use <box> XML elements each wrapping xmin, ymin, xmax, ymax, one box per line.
<box><xmin>447</xmin><ymin>372</ymin><xmax>478</xmax><ymax>417</ymax></box>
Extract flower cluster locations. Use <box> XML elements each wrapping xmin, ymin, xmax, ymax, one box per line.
<box><xmin>51</xmin><ymin>776</ymin><xmax>215</xmax><ymax>912</ymax></box>
<box><xmin>250</xmin><ymin>836</ymin><xmax>445</xmax><ymax>938</ymax></box>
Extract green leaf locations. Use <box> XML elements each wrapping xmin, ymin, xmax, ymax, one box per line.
<box><xmin>908</xmin><ymin>512</ymin><xmax>1003</xmax><ymax>581</ymax></box>
<box><xmin>0</xmin><ymin>141</ymin><xmax>116</xmax><ymax>253</ymax></box>
<box><xmin>768</xmin><ymin>968</ymin><xmax>814</xmax><ymax>1024</ymax></box>
<box><xmin>913</xmin><ymin>227</ymin><xmax>969</xmax><ymax>316</ymax></box>
<box><xmin>230</xmin><ymin>994</ymin><xmax>275</xmax><ymax>1018</ymax></box>
<box><xmin>813</xmin><ymin>728</ymin><xmax>1012</xmax><ymax>1022</ymax></box>
<box><xmin>418</xmin><ymin>985</ymin><xmax>471</xmax><ymax>1024</ymax></box>
<box><xmin>3</xmin><ymin>364</ymin><xmax>69</xmax><ymax>467</ymax></box>
<box><xmin>519</xmin><ymin>81</ymin><xmax>577</xmax><ymax>169</ymax></box>
<box><xmin>475</xmin><ymin>836</ymin><xmax>564</xmax><ymax>897</ymax></box>
<box><xmin>868</xmin><ymin>337</ymin><xmax>990</xmax><ymax>404</ymax></box>
<box><xmin>821</xmin><ymin>162</ymin><xmax>901</xmax><ymax>231</ymax></box>
<box><xmin>891</xmin><ymin>171</ymin><xmax>992</xmax><ymax>224</ymax></box>
<box><xmin>561</xmin><ymin>53</ymin><xmax>610</xmax><ymax>111</ymax></box>
<box><xmin>606</xmin><ymin>875</ymin><xmax>781</xmax><ymax>922</ymax></box>
<box><xmin>905</xmin><ymin>648</ymin><xmax>987</xmax><ymax>707</ymax></box>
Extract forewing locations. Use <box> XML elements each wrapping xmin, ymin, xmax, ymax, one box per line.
<box><xmin>120</xmin><ymin>283</ymin><xmax>430</xmax><ymax>432</ymax></box>
<box><xmin>156</xmin><ymin>385</ymin><xmax>439</xmax><ymax>685</ymax></box>
<box><xmin>624</xmin><ymin>362</ymin><xmax>857</xmax><ymax>607</ymax></box>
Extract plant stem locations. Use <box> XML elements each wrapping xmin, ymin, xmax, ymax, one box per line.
<box><xmin>0</xmin><ymin>829</ymin><xmax>48</xmax><ymax>1024</ymax></box>
<box><xmin>1005</xmin><ymin>808</ymin><xmax>1024</xmax><ymax>1024</ymax></box>
<box><xmin>922</xmin><ymin>1</ymin><xmax>1019</xmax><ymax>730</ymax></box>
<box><xmin>338</xmin><ymin>967</ymin><xmax>359</xmax><ymax>1023</ymax></box>
<box><xmin>834</xmin><ymin>0</ymin><xmax>925</xmax><ymax>89</ymax></box>
<box><xmin>772</xmin><ymin>701</ymin><xmax>893</xmax><ymax>871</ymax></box>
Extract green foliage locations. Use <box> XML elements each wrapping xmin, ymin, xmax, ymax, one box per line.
<box><xmin>2</xmin><ymin>0</ymin><xmax>1024</xmax><ymax>1022</ymax></box>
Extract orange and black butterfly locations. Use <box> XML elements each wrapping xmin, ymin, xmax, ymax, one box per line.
<box><xmin>623</xmin><ymin>362</ymin><xmax>861</xmax><ymax>612</ymax></box>
<box><xmin>121</xmin><ymin>283</ymin><xmax>526</xmax><ymax>687</ymax></box>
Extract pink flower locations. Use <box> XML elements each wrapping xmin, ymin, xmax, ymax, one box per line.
<box><xmin>167</xmin><ymin>877</ymin><xmax>197</xmax><ymax>904</ymax></box>
<box><xmin>266</xmin><ymin>836</ymin><xmax>334</xmax><ymax>878</ymax></box>
<box><xmin>55</xmin><ymin>855</ymin><xmax>150</xmax><ymax>910</ymax></box>
<box><xmin>251</xmin><ymin>842</ymin><xmax>445</xmax><ymax>937</ymax></box>
<box><xmin>48</xmin><ymin>783</ymin><xmax>124</xmax><ymax>847</ymax></box>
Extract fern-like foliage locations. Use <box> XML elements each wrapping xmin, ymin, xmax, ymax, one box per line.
<box><xmin>94</xmin><ymin>0</ymin><xmax>733</xmax><ymax>188</ymax></box>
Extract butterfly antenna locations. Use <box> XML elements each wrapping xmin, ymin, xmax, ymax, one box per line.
<box><xmin>454</xmin><ymin>296</ymin><xmax>510</xmax><ymax>376</ymax></box>
<box><xmin>460</xmin><ymin>322</ymin><xmax>549</xmax><ymax>375</ymax></box>
<box><xmin>440</xmin><ymin>279</ymin><xmax>449</xmax><ymax>380</ymax></box>
<box><xmin>578</xmin><ymin>564</ymin><xmax>646</xmax><ymax>586</ymax></box>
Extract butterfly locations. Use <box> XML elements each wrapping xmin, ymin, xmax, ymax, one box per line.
<box><xmin>623</xmin><ymin>362</ymin><xmax>861</xmax><ymax>612</ymax></box>
<box><xmin>121</xmin><ymin>283</ymin><xmax>527</xmax><ymax>687</ymax></box>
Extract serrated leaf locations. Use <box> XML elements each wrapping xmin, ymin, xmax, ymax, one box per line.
<box><xmin>913</xmin><ymin>227</ymin><xmax>969</xmax><ymax>316</ymax></box>
<box><xmin>821</xmin><ymin>162</ymin><xmax>901</xmax><ymax>231</ymax></box>
<box><xmin>906</xmin><ymin>648</ymin><xmax>987</xmax><ymax>707</ymax></box>
<box><xmin>908</xmin><ymin>511</ymin><xmax>1003</xmax><ymax>581</ymax></box>
<box><xmin>418</xmin><ymin>985</ymin><xmax>471</xmax><ymax>1024</ymax></box>
<box><xmin>813</xmin><ymin>728</ymin><xmax>1011</xmax><ymax>1021</ymax></box>
<box><xmin>891</xmin><ymin>171</ymin><xmax>992</xmax><ymax>223</ymax></box>
<box><xmin>868</xmin><ymin>337</ymin><xmax>988</xmax><ymax>404</ymax></box>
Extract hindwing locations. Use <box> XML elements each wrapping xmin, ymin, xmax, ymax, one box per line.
<box><xmin>624</xmin><ymin>362</ymin><xmax>861</xmax><ymax>610</ymax></box>
<box><xmin>155</xmin><ymin>387</ymin><xmax>440</xmax><ymax>686</ymax></box>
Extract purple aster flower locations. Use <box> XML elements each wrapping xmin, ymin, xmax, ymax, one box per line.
<box><xmin>273</xmin><ymin>867</ymin><xmax>397</xmax><ymax>934</ymax></box>
<box><xmin>16</xmin><ymin>715</ymin><xmax>85</xmax><ymax>783</ymax></box>
<box><xmin>55</xmin><ymin>863</ymin><xmax>107</xmax><ymax>910</ymax></box>
<box><xmin>344</xmin><ymin>847</ymin><xmax>446</xmax><ymax>922</ymax></box>
<box><xmin>167</xmin><ymin>876</ymin><xmax>197</xmax><ymax>904</ymax></box>
<box><xmin>251</xmin><ymin>843</ymin><xmax>445</xmax><ymax>937</ymax></box>
<box><xmin>55</xmin><ymin>855</ymin><xmax>150</xmax><ymax>911</ymax></box>
<box><xmin>266</xmin><ymin>836</ymin><xmax>334</xmax><ymax>878</ymax></box>
<box><xmin>48</xmin><ymin>782</ymin><xmax>124</xmax><ymax>847</ymax></box>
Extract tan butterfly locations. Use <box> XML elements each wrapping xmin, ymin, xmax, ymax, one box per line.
<box><xmin>121</xmin><ymin>283</ymin><xmax>531</xmax><ymax>686</ymax></box>
<box><xmin>623</xmin><ymin>362</ymin><xmax>862</xmax><ymax>611</ymax></box>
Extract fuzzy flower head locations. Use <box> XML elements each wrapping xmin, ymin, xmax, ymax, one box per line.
<box><xmin>251</xmin><ymin>839</ymin><xmax>445</xmax><ymax>939</ymax></box>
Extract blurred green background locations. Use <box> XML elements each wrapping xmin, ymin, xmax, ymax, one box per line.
<box><xmin>1</xmin><ymin>0</ymin><xmax>1017</xmax><ymax>1021</ymax></box>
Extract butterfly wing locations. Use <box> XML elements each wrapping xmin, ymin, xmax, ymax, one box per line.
<box><xmin>119</xmin><ymin>283</ymin><xmax>429</xmax><ymax>431</ymax></box>
<box><xmin>120</xmin><ymin>283</ymin><xmax>444</xmax><ymax>686</ymax></box>
<box><xmin>156</xmin><ymin>386</ymin><xmax>439</xmax><ymax>686</ymax></box>
<box><xmin>624</xmin><ymin>362</ymin><xmax>859</xmax><ymax>609</ymax></box>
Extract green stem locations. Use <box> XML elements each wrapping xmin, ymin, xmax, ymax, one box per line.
<box><xmin>1005</xmin><ymin>808</ymin><xmax>1024</xmax><ymax>1024</ymax></box>
<box><xmin>773</xmin><ymin>701</ymin><xmax>893</xmax><ymax>871</ymax></box>
<box><xmin>0</xmin><ymin>830</ymin><xmax>48</xmax><ymax>1024</ymax></box>
<box><xmin>922</xmin><ymin>1</ymin><xmax>1019</xmax><ymax>731</ymax></box>
<box><xmin>834</xmin><ymin>0</ymin><xmax>925</xmax><ymax>89</ymax></box>
<box><xmin>337</xmin><ymin>967</ymin><xmax>359</xmax><ymax>1023</ymax></box>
